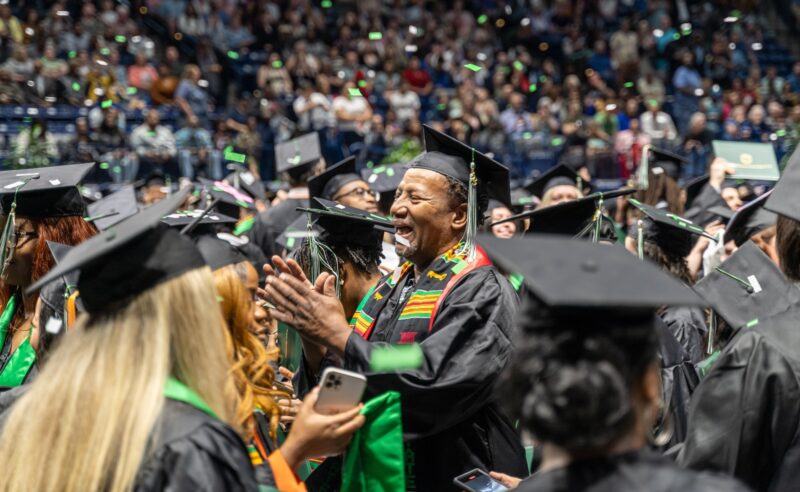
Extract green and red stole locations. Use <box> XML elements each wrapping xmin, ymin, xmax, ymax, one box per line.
<box><xmin>350</xmin><ymin>243</ymin><xmax>492</xmax><ymax>343</ymax></box>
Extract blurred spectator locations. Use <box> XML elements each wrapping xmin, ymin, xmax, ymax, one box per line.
<box><xmin>0</xmin><ymin>69</ymin><xmax>25</xmax><ymax>104</ymax></box>
<box><xmin>637</xmin><ymin>70</ymin><xmax>666</xmax><ymax>105</ymax></box>
<box><xmin>388</xmin><ymin>80</ymin><xmax>421</xmax><ymax>125</ymax></box>
<box><xmin>174</xmin><ymin>64</ymin><xmax>210</xmax><ymax>125</ymax></box>
<box><xmin>176</xmin><ymin>114</ymin><xmax>216</xmax><ymax>179</ymax></box>
<box><xmin>63</xmin><ymin>117</ymin><xmax>99</xmax><ymax>164</ymax></box>
<box><xmin>0</xmin><ymin>5</ymin><xmax>23</xmax><ymax>45</ymax></box>
<box><xmin>683</xmin><ymin>113</ymin><xmax>715</xmax><ymax>176</ymax></box>
<box><xmin>500</xmin><ymin>92</ymin><xmax>534</xmax><ymax>139</ymax></box>
<box><xmin>131</xmin><ymin>109</ymin><xmax>178</xmax><ymax>179</ymax></box>
<box><xmin>402</xmin><ymin>56</ymin><xmax>433</xmax><ymax>96</ymax></box>
<box><xmin>3</xmin><ymin>45</ymin><xmax>35</xmax><ymax>84</ymax></box>
<box><xmin>333</xmin><ymin>81</ymin><xmax>373</xmax><ymax>150</ymax></box>
<box><xmin>640</xmin><ymin>100</ymin><xmax>678</xmax><ymax>145</ymax></box>
<box><xmin>615</xmin><ymin>118</ymin><xmax>651</xmax><ymax>179</ymax></box>
<box><xmin>672</xmin><ymin>51</ymin><xmax>703</xmax><ymax>135</ymax></box>
<box><xmin>610</xmin><ymin>18</ymin><xmax>639</xmax><ymax>85</ymax></box>
<box><xmin>293</xmin><ymin>80</ymin><xmax>333</xmax><ymax>133</ymax></box>
<box><xmin>177</xmin><ymin>3</ymin><xmax>208</xmax><ymax>38</ymax></box>
<box><xmin>787</xmin><ymin>62</ymin><xmax>800</xmax><ymax>93</ymax></box>
<box><xmin>257</xmin><ymin>53</ymin><xmax>293</xmax><ymax>100</ymax></box>
<box><xmin>128</xmin><ymin>52</ymin><xmax>159</xmax><ymax>92</ymax></box>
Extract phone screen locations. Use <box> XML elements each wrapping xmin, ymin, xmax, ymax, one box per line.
<box><xmin>457</xmin><ymin>472</ymin><xmax>509</xmax><ymax>492</ymax></box>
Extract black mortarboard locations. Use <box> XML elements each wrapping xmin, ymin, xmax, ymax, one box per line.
<box><xmin>695</xmin><ymin>241</ymin><xmax>800</xmax><ymax>330</ymax></box>
<box><xmin>195</xmin><ymin>235</ymin><xmax>248</xmax><ymax>271</ymax></box>
<box><xmin>0</xmin><ymin>163</ymin><xmax>93</xmax><ymax>217</ymax></box>
<box><xmin>765</xmin><ymin>145</ymin><xmax>800</xmax><ymax>222</ymax></box>
<box><xmin>275</xmin><ymin>214</ymin><xmax>319</xmax><ymax>252</ymax></box>
<box><xmin>684</xmin><ymin>175</ymin><xmax>710</xmax><ymax>210</ymax></box>
<box><xmin>415</xmin><ymin>125</ymin><xmax>511</xmax><ymax>205</ymax></box>
<box><xmin>224</xmin><ymin>166</ymin><xmax>267</xmax><ymax>201</ymax></box>
<box><xmin>479</xmin><ymin>235</ymin><xmax>703</xmax><ymax>316</ymax></box>
<box><xmin>27</xmin><ymin>189</ymin><xmax>205</xmax><ymax>314</ymax></box>
<box><xmin>524</xmin><ymin>163</ymin><xmax>580</xmax><ymax>199</ymax></box>
<box><xmin>723</xmin><ymin>190</ymin><xmax>776</xmax><ymax>246</ymax></box>
<box><xmin>297</xmin><ymin>198</ymin><xmax>393</xmax><ymax>247</ymax></box>
<box><xmin>198</xmin><ymin>178</ymin><xmax>256</xmax><ymax>211</ymax></box>
<box><xmin>509</xmin><ymin>188</ymin><xmax>536</xmax><ymax>213</ymax></box>
<box><xmin>308</xmin><ymin>157</ymin><xmax>362</xmax><ymax>200</ymax></box>
<box><xmin>85</xmin><ymin>185</ymin><xmax>138</xmax><ymax>230</ymax></box>
<box><xmin>46</xmin><ymin>241</ymin><xmax>79</xmax><ymax>294</ymax></box>
<box><xmin>649</xmin><ymin>147</ymin><xmax>687</xmax><ymax>180</ymax></box>
<box><xmin>706</xmin><ymin>205</ymin><xmax>734</xmax><ymax>223</ymax></box>
<box><xmin>361</xmin><ymin>164</ymin><xmax>407</xmax><ymax>194</ymax></box>
<box><xmin>161</xmin><ymin>209</ymin><xmax>238</xmax><ymax>228</ymax></box>
<box><xmin>629</xmin><ymin>198</ymin><xmax>713</xmax><ymax>256</ymax></box>
<box><xmin>274</xmin><ymin>133</ymin><xmax>322</xmax><ymax>175</ymax></box>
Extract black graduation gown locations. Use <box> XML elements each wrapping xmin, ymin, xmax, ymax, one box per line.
<box><xmin>135</xmin><ymin>400</ymin><xmax>259</xmax><ymax>491</ymax></box>
<box><xmin>516</xmin><ymin>449</ymin><xmax>750</xmax><ymax>492</ymax></box>
<box><xmin>659</xmin><ymin>306</ymin><xmax>707</xmax><ymax>364</ymax></box>
<box><xmin>655</xmin><ymin>317</ymin><xmax>699</xmax><ymax>448</ymax></box>
<box><xmin>297</xmin><ymin>266</ymin><xmax>528</xmax><ymax>491</ymax></box>
<box><xmin>677</xmin><ymin>303</ymin><xmax>800</xmax><ymax>492</ymax></box>
<box><xmin>685</xmin><ymin>183</ymin><xmax>725</xmax><ymax>226</ymax></box>
<box><xmin>248</xmin><ymin>198</ymin><xmax>308</xmax><ymax>259</ymax></box>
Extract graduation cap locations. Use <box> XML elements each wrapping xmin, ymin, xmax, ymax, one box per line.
<box><xmin>695</xmin><ymin>241</ymin><xmax>800</xmax><ymax>331</ymax></box>
<box><xmin>648</xmin><ymin>147</ymin><xmax>686</xmax><ymax>180</ymax></box>
<box><xmin>361</xmin><ymin>164</ymin><xmax>407</xmax><ymax>194</ymax></box>
<box><xmin>491</xmin><ymin>188</ymin><xmax>635</xmax><ymax>239</ymax></box>
<box><xmin>479</xmin><ymin>235</ymin><xmax>703</xmax><ymax>316</ymax></box>
<box><xmin>46</xmin><ymin>241</ymin><xmax>80</xmax><ymax>295</ymax></box>
<box><xmin>224</xmin><ymin>166</ymin><xmax>267</xmax><ymax>201</ymax></box>
<box><xmin>297</xmin><ymin>197</ymin><xmax>393</xmax><ymax>244</ymax></box>
<box><xmin>723</xmin><ymin>190</ymin><xmax>776</xmax><ymax>246</ymax></box>
<box><xmin>524</xmin><ymin>163</ymin><xmax>580</xmax><ymax>199</ymax></box>
<box><xmin>85</xmin><ymin>185</ymin><xmax>138</xmax><ymax>231</ymax></box>
<box><xmin>275</xmin><ymin>214</ymin><xmax>319</xmax><ymax>252</ymax></box>
<box><xmin>413</xmin><ymin>125</ymin><xmax>510</xmax><ymax>261</ymax></box>
<box><xmin>509</xmin><ymin>188</ymin><xmax>536</xmax><ymax>213</ymax></box>
<box><xmin>27</xmin><ymin>189</ymin><xmax>205</xmax><ymax>314</ymax></box>
<box><xmin>197</xmin><ymin>178</ymin><xmax>255</xmax><ymax>211</ymax></box>
<box><xmin>706</xmin><ymin>205</ymin><xmax>734</xmax><ymax>223</ymax></box>
<box><xmin>195</xmin><ymin>235</ymin><xmax>248</xmax><ymax>271</ymax></box>
<box><xmin>161</xmin><ymin>209</ymin><xmax>238</xmax><ymax>228</ymax></box>
<box><xmin>308</xmin><ymin>156</ymin><xmax>362</xmax><ymax>200</ymax></box>
<box><xmin>0</xmin><ymin>163</ymin><xmax>94</xmax><ymax>217</ymax></box>
<box><xmin>765</xmin><ymin>145</ymin><xmax>800</xmax><ymax>222</ymax></box>
<box><xmin>274</xmin><ymin>133</ymin><xmax>322</xmax><ymax>176</ymax></box>
<box><xmin>629</xmin><ymin>198</ymin><xmax>713</xmax><ymax>257</ymax></box>
<box><xmin>684</xmin><ymin>175</ymin><xmax>710</xmax><ymax>210</ymax></box>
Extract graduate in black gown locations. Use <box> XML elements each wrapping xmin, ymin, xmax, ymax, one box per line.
<box><xmin>264</xmin><ymin>125</ymin><xmax>528</xmax><ymax>490</ymax></box>
<box><xmin>482</xmin><ymin>236</ymin><xmax>749</xmax><ymax>492</ymax></box>
<box><xmin>0</xmin><ymin>190</ymin><xmax>257</xmax><ymax>491</ymax></box>
<box><xmin>678</xmin><ymin>150</ymin><xmax>800</xmax><ymax>492</ymax></box>
<box><xmin>249</xmin><ymin>133</ymin><xmax>325</xmax><ymax>260</ymax></box>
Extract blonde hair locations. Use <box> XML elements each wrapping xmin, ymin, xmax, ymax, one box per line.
<box><xmin>0</xmin><ymin>267</ymin><xmax>236</xmax><ymax>492</ymax></box>
<box><xmin>213</xmin><ymin>262</ymin><xmax>283</xmax><ymax>442</ymax></box>
<box><xmin>537</xmin><ymin>185</ymin><xmax>583</xmax><ymax>209</ymax></box>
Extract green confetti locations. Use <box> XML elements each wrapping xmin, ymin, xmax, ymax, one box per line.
<box><xmin>681</xmin><ymin>26</ymin><xmax>692</xmax><ymax>35</ymax></box>
<box><xmin>386</xmin><ymin>167</ymin><xmax>395</xmax><ymax>177</ymax></box>
<box><xmin>227</xmin><ymin>51</ymin><xmax>239</xmax><ymax>60</ymax></box>
<box><xmin>369</xmin><ymin>32</ymin><xmax>383</xmax><ymax>40</ymax></box>
<box><xmin>272</xmin><ymin>60</ymin><xmax>283</xmax><ymax>68</ymax></box>
<box><xmin>226</xmin><ymin>152</ymin><xmax>247</xmax><ymax>163</ymax></box>
<box><xmin>746</xmin><ymin>318</ymin><xmax>759</xmax><ymax>328</ymax></box>
<box><xmin>464</xmin><ymin>63</ymin><xmax>482</xmax><ymax>72</ymax></box>
<box><xmin>436</xmin><ymin>103</ymin><xmax>446</xmax><ymax>110</ymax></box>
<box><xmin>101</xmin><ymin>99</ymin><xmax>113</xmax><ymax>109</ymax></box>
<box><xmin>672</xmin><ymin>32</ymin><xmax>681</xmax><ymax>40</ymax></box>
<box><xmin>100</xmin><ymin>47</ymin><xmax>110</xmax><ymax>56</ymax></box>
<box><xmin>370</xmin><ymin>343</ymin><xmax>424</xmax><ymax>372</ymax></box>
<box><xmin>517</xmin><ymin>196</ymin><xmax>534</xmax><ymax>204</ymax></box>
<box><xmin>112</xmin><ymin>165</ymin><xmax>121</xmax><ymax>174</ymax></box>
<box><xmin>513</xmin><ymin>60</ymin><xmax>524</xmax><ymax>72</ymax></box>
<box><xmin>71</xmin><ymin>82</ymin><xmax>81</xmax><ymax>92</ymax></box>
<box><xmin>68</xmin><ymin>50</ymin><xmax>76</xmax><ymax>59</ymax></box>
<box><xmin>287</xmin><ymin>237</ymin><xmax>296</xmax><ymax>248</ymax></box>
<box><xmin>348</xmin><ymin>87</ymin><xmax>363</xmax><ymax>97</ymax></box>
<box><xmin>99</xmin><ymin>162</ymin><xmax>110</xmax><ymax>170</ymax></box>
<box><xmin>522</xmin><ymin>131</ymin><xmax>533</xmax><ymax>140</ymax></box>
<box><xmin>777</xmin><ymin>129</ymin><xmax>787</xmax><ymax>137</ymax></box>
<box><xmin>358</xmin><ymin>79</ymin><xmax>367</xmax><ymax>88</ymax></box>
<box><xmin>114</xmin><ymin>35</ymin><xmax>127</xmax><ymax>43</ymax></box>
<box><xmin>624</xmin><ymin>81</ymin><xmax>634</xmax><ymax>88</ymax></box>
<box><xmin>321</xmin><ymin>0</ymin><xmax>332</xmax><ymax>7</ymax></box>
<box><xmin>126</xmin><ymin>86</ymin><xmax>138</xmax><ymax>95</ymax></box>
<box><xmin>528</xmin><ymin>83</ymin><xmax>537</xmax><ymax>93</ymax></box>
<box><xmin>477</xmin><ymin>14</ymin><xmax>488</xmax><ymax>24</ymax></box>
<box><xmin>539</xmin><ymin>74</ymin><xmax>547</xmax><ymax>82</ymax></box>
<box><xmin>551</xmin><ymin>137</ymin><xmax>564</xmax><ymax>146</ymax></box>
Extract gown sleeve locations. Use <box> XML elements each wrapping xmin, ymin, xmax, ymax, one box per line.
<box><xmin>677</xmin><ymin>329</ymin><xmax>800</xmax><ymax>490</ymax></box>
<box><xmin>342</xmin><ymin>267</ymin><xmax>517</xmax><ymax>439</ymax></box>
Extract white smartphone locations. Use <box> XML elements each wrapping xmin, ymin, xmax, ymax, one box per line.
<box><xmin>453</xmin><ymin>469</ymin><xmax>509</xmax><ymax>492</ymax></box>
<box><xmin>314</xmin><ymin>367</ymin><xmax>367</xmax><ymax>414</ymax></box>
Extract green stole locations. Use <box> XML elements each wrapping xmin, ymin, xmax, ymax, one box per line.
<box><xmin>0</xmin><ymin>294</ymin><xmax>37</xmax><ymax>388</ymax></box>
<box><xmin>163</xmin><ymin>377</ymin><xmax>218</xmax><ymax>418</ymax></box>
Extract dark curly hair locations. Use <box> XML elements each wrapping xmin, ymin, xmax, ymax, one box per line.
<box><xmin>499</xmin><ymin>299</ymin><xmax>659</xmax><ymax>453</ymax></box>
<box><xmin>643</xmin><ymin>241</ymin><xmax>693</xmax><ymax>286</ymax></box>
<box><xmin>444</xmin><ymin>175</ymin><xmax>490</xmax><ymax>227</ymax></box>
<box><xmin>776</xmin><ymin>214</ymin><xmax>800</xmax><ymax>282</ymax></box>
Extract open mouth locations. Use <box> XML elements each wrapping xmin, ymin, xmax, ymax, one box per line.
<box><xmin>394</xmin><ymin>224</ymin><xmax>414</xmax><ymax>246</ymax></box>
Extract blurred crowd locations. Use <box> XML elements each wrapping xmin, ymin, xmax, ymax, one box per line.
<box><xmin>0</xmin><ymin>0</ymin><xmax>798</xmax><ymax>184</ymax></box>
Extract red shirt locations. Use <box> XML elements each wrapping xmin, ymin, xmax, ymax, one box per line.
<box><xmin>402</xmin><ymin>68</ymin><xmax>431</xmax><ymax>90</ymax></box>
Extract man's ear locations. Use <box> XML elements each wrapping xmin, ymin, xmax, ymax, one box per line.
<box><xmin>452</xmin><ymin>201</ymin><xmax>468</xmax><ymax>231</ymax></box>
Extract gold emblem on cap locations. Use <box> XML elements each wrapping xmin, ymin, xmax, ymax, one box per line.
<box><xmin>740</xmin><ymin>153</ymin><xmax>753</xmax><ymax>165</ymax></box>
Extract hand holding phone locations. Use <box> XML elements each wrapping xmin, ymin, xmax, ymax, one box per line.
<box><xmin>314</xmin><ymin>367</ymin><xmax>367</xmax><ymax>414</ymax></box>
<box><xmin>453</xmin><ymin>468</ymin><xmax>510</xmax><ymax>492</ymax></box>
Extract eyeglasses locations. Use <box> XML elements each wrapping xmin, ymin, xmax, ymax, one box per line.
<box><xmin>333</xmin><ymin>187</ymin><xmax>378</xmax><ymax>201</ymax></box>
<box><xmin>7</xmin><ymin>229</ymin><xmax>37</xmax><ymax>250</ymax></box>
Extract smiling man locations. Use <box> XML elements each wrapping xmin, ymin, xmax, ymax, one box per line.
<box><xmin>264</xmin><ymin>125</ymin><xmax>527</xmax><ymax>490</ymax></box>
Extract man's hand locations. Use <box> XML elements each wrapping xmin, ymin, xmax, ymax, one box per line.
<box><xmin>262</xmin><ymin>256</ymin><xmax>352</xmax><ymax>356</ymax></box>
<box><xmin>488</xmin><ymin>471</ymin><xmax>522</xmax><ymax>489</ymax></box>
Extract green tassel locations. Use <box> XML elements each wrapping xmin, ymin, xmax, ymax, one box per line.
<box><xmin>304</xmin><ymin>214</ymin><xmax>342</xmax><ymax>297</ymax></box>
<box><xmin>457</xmin><ymin>150</ymin><xmax>478</xmax><ymax>262</ymax></box>
<box><xmin>0</xmin><ymin>178</ymin><xmax>36</xmax><ymax>275</ymax></box>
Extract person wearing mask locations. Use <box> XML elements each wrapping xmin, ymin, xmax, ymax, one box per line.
<box><xmin>0</xmin><ymin>164</ymin><xmax>97</xmax><ymax>387</ymax></box>
<box><xmin>263</xmin><ymin>126</ymin><xmax>528</xmax><ymax>490</ymax></box>
<box><xmin>482</xmin><ymin>236</ymin><xmax>748</xmax><ymax>492</ymax></box>
<box><xmin>678</xmin><ymin>150</ymin><xmax>800</xmax><ymax>491</ymax></box>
